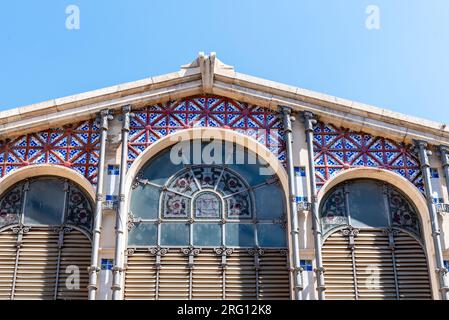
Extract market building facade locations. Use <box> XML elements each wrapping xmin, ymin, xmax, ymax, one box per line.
<box><xmin>1</xmin><ymin>53</ymin><xmax>449</xmax><ymax>300</ymax></box>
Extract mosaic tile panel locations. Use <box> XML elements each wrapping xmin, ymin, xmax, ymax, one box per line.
<box><xmin>313</xmin><ymin>122</ymin><xmax>423</xmax><ymax>191</ymax></box>
<box><xmin>0</xmin><ymin>120</ymin><xmax>100</xmax><ymax>184</ymax></box>
<box><xmin>128</xmin><ymin>95</ymin><xmax>286</xmax><ymax>165</ymax></box>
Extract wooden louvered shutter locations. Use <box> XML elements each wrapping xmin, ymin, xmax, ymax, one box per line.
<box><xmin>322</xmin><ymin>228</ymin><xmax>432</xmax><ymax>300</ymax></box>
<box><xmin>225</xmin><ymin>249</ymin><xmax>257</xmax><ymax>300</ymax></box>
<box><xmin>394</xmin><ymin>231</ymin><xmax>432</xmax><ymax>299</ymax></box>
<box><xmin>192</xmin><ymin>249</ymin><xmax>222</xmax><ymax>300</ymax></box>
<box><xmin>124</xmin><ymin>250</ymin><xmax>157</xmax><ymax>300</ymax></box>
<box><xmin>0</xmin><ymin>229</ymin><xmax>17</xmax><ymax>299</ymax></box>
<box><xmin>322</xmin><ymin>231</ymin><xmax>356</xmax><ymax>299</ymax></box>
<box><xmin>258</xmin><ymin>249</ymin><xmax>290</xmax><ymax>300</ymax></box>
<box><xmin>158</xmin><ymin>251</ymin><xmax>189</xmax><ymax>299</ymax></box>
<box><xmin>14</xmin><ymin>227</ymin><xmax>59</xmax><ymax>300</ymax></box>
<box><xmin>354</xmin><ymin>230</ymin><xmax>396</xmax><ymax>300</ymax></box>
<box><xmin>56</xmin><ymin>229</ymin><xmax>90</xmax><ymax>299</ymax></box>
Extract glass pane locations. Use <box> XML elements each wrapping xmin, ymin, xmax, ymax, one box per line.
<box><xmin>162</xmin><ymin>192</ymin><xmax>190</xmax><ymax>218</ymax></box>
<box><xmin>320</xmin><ymin>186</ymin><xmax>348</xmax><ymax>234</ymax></box>
<box><xmin>225</xmin><ymin>223</ymin><xmax>255</xmax><ymax>247</ymax></box>
<box><xmin>193</xmin><ymin>224</ymin><xmax>221</xmax><ymax>246</ymax></box>
<box><xmin>226</xmin><ymin>193</ymin><xmax>252</xmax><ymax>219</ymax></box>
<box><xmin>0</xmin><ymin>185</ymin><xmax>22</xmax><ymax>227</ymax></box>
<box><xmin>141</xmin><ymin>149</ymin><xmax>184</xmax><ymax>186</ymax></box>
<box><xmin>130</xmin><ymin>184</ymin><xmax>160</xmax><ymax>219</ymax></box>
<box><xmin>254</xmin><ymin>183</ymin><xmax>285</xmax><ymax>220</ymax></box>
<box><xmin>66</xmin><ymin>185</ymin><xmax>93</xmax><ymax>230</ymax></box>
<box><xmin>24</xmin><ymin>179</ymin><xmax>65</xmax><ymax>225</ymax></box>
<box><xmin>348</xmin><ymin>180</ymin><xmax>389</xmax><ymax>228</ymax></box>
<box><xmin>128</xmin><ymin>223</ymin><xmax>157</xmax><ymax>246</ymax></box>
<box><xmin>194</xmin><ymin>192</ymin><xmax>222</xmax><ymax>218</ymax></box>
<box><xmin>257</xmin><ymin>224</ymin><xmax>286</xmax><ymax>247</ymax></box>
<box><xmin>160</xmin><ymin>223</ymin><xmax>189</xmax><ymax>246</ymax></box>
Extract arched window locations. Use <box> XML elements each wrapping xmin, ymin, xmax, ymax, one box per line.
<box><xmin>0</xmin><ymin>176</ymin><xmax>93</xmax><ymax>300</ymax></box>
<box><xmin>320</xmin><ymin>179</ymin><xmax>431</xmax><ymax>300</ymax></box>
<box><xmin>125</xmin><ymin>141</ymin><xmax>290</xmax><ymax>300</ymax></box>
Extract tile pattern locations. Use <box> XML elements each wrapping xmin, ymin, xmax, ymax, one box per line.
<box><xmin>128</xmin><ymin>95</ymin><xmax>286</xmax><ymax>166</ymax></box>
<box><xmin>0</xmin><ymin>120</ymin><xmax>100</xmax><ymax>184</ymax></box>
<box><xmin>313</xmin><ymin>122</ymin><xmax>423</xmax><ymax>191</ymax></box>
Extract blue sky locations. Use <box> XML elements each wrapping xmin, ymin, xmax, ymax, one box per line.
<box><xmin>0</xmin><ymin>1</ymin><xmax>448</xmax><ymax>123</ymax></box>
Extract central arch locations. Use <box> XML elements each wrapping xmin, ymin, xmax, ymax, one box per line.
<box><xmin>122</xmin><ymin>128</ymin><xmax>292</xmax><ymax>300</ymax></box>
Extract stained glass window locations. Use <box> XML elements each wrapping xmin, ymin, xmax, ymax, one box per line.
<box><xmin>128</xmin><ymin>141</ymin><xmax>287</xmax><ymax>248</ymax></box>
<box><xmin>0</xmin><ymin>176</ymin><xmax>93</xmax><ymax>233</ymax></box>
<box><xmin>320</xmin><ymin>179</ymin><xmax>421</xmax><ymax>237</ymax></box>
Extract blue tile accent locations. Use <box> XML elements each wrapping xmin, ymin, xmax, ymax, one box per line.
<box><xmin>294</xmin><ymin>167</ymin><xmax>306</xmax><ymax>177</ymax></box>
<box><xmin>444</xmin><ymin>261</ymin><xmax>449</xmax><ymax>270</ymax></box>
<box><xmin>296</xmin><ymin>196</ymin><xmax>309</xmax><ymax>203</ymax></box>
<box><xmin>430</xmin><ymin>168</ymin><xmax>440</xmax><ymax>179</ymax></box>
<box><xmin>300</xmin><ymin>259</ymin><xmax>313</xmax><ymax>272</ymax></box>
<box><xmin>107</xmin><ymin>165</ymin><xmax>120</xmax><ymax>175</ymax></box>
<box><xmin>101</xmin><ymin>258</ymin><xmax>114</xmax><ymax>271</ymax></box>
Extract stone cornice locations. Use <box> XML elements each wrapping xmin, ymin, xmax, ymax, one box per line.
<box><xmin>1</xmin><ymin>52</ymin><xmax>448</xmax><ymax>147</ymax></box>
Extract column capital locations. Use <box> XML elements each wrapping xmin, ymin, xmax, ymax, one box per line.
<box><xmin>413</xmin><ymin>139</ymin><xmax>428</xmax><ymax>149</ymax></box>
<box><xmin>99</xmin><ymin>109</ymin><xmax>113</xmax><ymax>131</ymax></box>
<box><xmin>302</xmin><ymin>111</ymin><xmax>317</xmax><ymax>132</ymax></box>
<box><xmin>278</xmin><ymin>105</ymin><xmax>292</xmax><ymax>115</ymax></box>
<box><xmin>122</xmin><ymin>104</ymin><xmax>132</xmax><ymax>113</ymax></box>
<box><xmin>438</xmin><ymin>145</ymin><xmax>449</xmax><ymax>167</ymax></box>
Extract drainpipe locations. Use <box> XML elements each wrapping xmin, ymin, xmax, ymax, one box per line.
<box><xmin>280</xmin><ymin>106</ymin><xmax>303</xmax><ymax>300</ymax></box>
<box><xmin>88</xmin><ymin>109</ymin><xmax>112</xmax><ymax>300</ymax></box>
<box><xmin>414</xmin><ymin>140</ymin><xmax>449</xmax><ymax>300</ymax></box>
<box><xmin>303</xmin><ymin>111</ymin><xmax>326</xmax><ymax>300</ymax></box>
<box><xmin>438</xmin><ymin>146</ymin><xmax>449</xmax><ymax>203</ymax></box>
<box><xmin>111</xmin><ymin>105</ymin><xmax>131</xmax><ymax>300</ymax></box>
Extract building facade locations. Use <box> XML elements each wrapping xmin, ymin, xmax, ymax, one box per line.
<box><xmin>1</xmin><ymin>53</ymin><xmax>449</xmax><ymax>300</ymax></box>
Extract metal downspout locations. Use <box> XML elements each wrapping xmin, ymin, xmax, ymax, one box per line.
<box><xmin>414</xmin><ymin>140</ymin><xmax>449</xmax><ymax>300</ymax></box>
<box><xmin>111</xmin><ymin>105</ymin><xmax>131</xmax><ymax>300</ymax></box>
<box><xmin>88</xmin><ymin>109</ymin><xmax>111</xmax><ymax>300</ymax></box>
<box><xmin>280</xmin><ymin>106</ymin><xmax>303</xmax><ymax>300</ymax></box>
<box><xmin>303</xmin><ymin>111</ymin><xmax>326</xmax><ymax>300</ymax></box>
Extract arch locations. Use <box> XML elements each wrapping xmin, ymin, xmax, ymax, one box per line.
<box><xmin>122</xmin><ymin>127</ymin><xmax>291</xmax><ymax>300</ymax></box>
<box><xmin>0</xmin><ymin>172</ymin><xmax>94</xmax><ymax>300</ymax></box>
<box><xmin>0</xmin><ymin>164</ymin><xmax>96</xmax><ymax>201</ymax></box>
<box><xmin>317</xmin><ymin>167</ymin><xmax>438</xmax><ymax>299</ymax></box>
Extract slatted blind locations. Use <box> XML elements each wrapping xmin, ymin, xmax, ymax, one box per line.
<box><xmin>158</xmin><ymin>251</ymin><xmax>189</xmax><ymax>300</ymax></box>
<box><xmin>124</xmin><ymin>251</ymin><xmax>157</xmax><ymax>299</ymax></box>
<box><xmin>192</xmin><ymin>249</ymin><xmax>222</xmax><ymax>300</ymax></box>
<box><xmin>322</xmin><ymin>228</ymin><xmax>431</xmax><ymax>300</ymax></box>
<box><xmin>124</xmin><ymin>248</ymin><xmax>289</xmax><ymax>300</ymax></box>
<box><xmin>0</xmin><ymin>229</ymin><xmax>17</xmax><ymax>299</ymax></box>
<box><xmin>258</xmin><ymin>250</ymin><xmax>290</xmax><ymax>300</ymax></box>
<box><xmin>0</xmin><ymin>226</ymin><xmax>91</xmax><ymax>300</ymax></box>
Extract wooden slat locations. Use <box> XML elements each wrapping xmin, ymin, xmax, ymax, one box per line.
<box><xmin>125</xmin><ymin>252</ymin><xmax>157</xmax><ymax>300</ymax></box>
<box><xmin>192</xmin><ymin>249</ymin><xmax>222</xmax><ymax>300</ymax></box>
<box><xmin>13</xmin><ymin>228</ymin><xmax>59</xmax><ymax>300</ymax></box>
<box><xmin>225</xmin><ymin>250</ymin><xmax>257</xmax><ymax>300</ymax></box>
<box><xmin>57</xmin><ymin>230</ymin><xmax>90</xmax><ymax>300</ymax></box>
<box><xmin>258</xmin><ymin>250</ymin><xmax>290</xmax><ymax>300</ymax></box>
<box><xmin>0</xmin><ymin>230</ymin><xmax>17</xmax><ymax>300</ymax></box>
<box><xmin>322</xmin><ymin>232</ymin><xmax>356</xmax><ymax>299</ymax></box>
<box><xmin>158</xmin><ymin>251</ymin><xmax>189</xmax><ymax>300</ymax></box>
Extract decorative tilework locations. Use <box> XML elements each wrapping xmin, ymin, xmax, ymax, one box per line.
<box><xmin>101</xmin><ymin>258</ymin><xmax>114</xmax><ymax>271</ymax></box>
<box><xmin>0</xmin><ymin>120</ymin><xmax>100</xmax><ymax>184</ymax></box>
<box><xmin>313</xmin><ymin>122</ymin><xmax>423</xmax><ymax>191</ymax></box>
<box><xmin>300</xmin><ymin>259</ymin><xmax>313</xmax><ymax>272</ymax></box>
<box><xmin>127</xmin><ymin>95</ymin><xmax>286</xmax><ymax>165</ymax></box>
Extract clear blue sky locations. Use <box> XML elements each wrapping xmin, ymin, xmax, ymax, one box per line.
<box><xmin>0</xmin><ymin>1</ymin><xmax>448</xmax><ymax>123</ymax></box>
